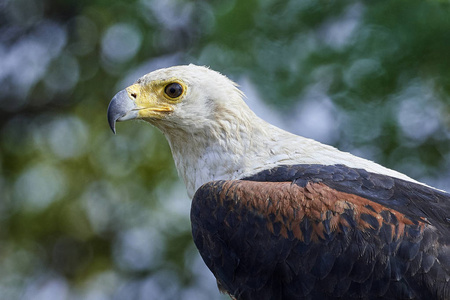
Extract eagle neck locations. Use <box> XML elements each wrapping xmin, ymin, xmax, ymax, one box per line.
<box><xmin>160</xmin><ymin>108</ymin><xmax>288</xmax><ymax>198</ymax></box>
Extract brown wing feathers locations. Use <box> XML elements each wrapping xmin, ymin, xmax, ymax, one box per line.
<box><xmin>191</xmin><ymin>164</ymin><xmax>450</xmax><ymax>300</ymax></box>
<box><xmin>217</xmin><ymin>180</ymin><xmax>420</xmax><ymax>243</ymax></box>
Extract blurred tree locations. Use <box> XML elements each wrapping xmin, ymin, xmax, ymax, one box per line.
<box><xmin>0</xmin><ymin>0</ymin><xmax>448</xmax><ymax>299</ymax></box>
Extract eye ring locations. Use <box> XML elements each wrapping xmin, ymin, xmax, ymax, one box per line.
<box><xmin>164</xmin><ymin>82</ymin><xmax>183</xmax><ymax>99</ymax></box>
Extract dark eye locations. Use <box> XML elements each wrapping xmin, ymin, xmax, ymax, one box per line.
<box><xmin>164</xmin><ymin>82</ymin><xmax>183</xmax><ymax>98</ymax></box>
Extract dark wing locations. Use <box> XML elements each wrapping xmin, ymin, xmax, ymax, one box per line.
<box><xmin>191</xmin><ymin>164</ymin><xmax>450</xmax><ymax>300</ymax></box>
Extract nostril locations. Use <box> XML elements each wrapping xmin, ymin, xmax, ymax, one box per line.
<box><xmin>131</xmin><ymin>93</ymin><xmax>137</xmax><ymax>99</ymax></box>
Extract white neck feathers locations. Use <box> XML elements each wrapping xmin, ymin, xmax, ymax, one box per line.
<box><xmin>160</xmin><ymin>103</ymin><xmax>416</xmax><ymax>198</ymax></box>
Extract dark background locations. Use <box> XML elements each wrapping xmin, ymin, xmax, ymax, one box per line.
<box><xmin>0</xmin><ymin>0</ymin><xmax>449</xmax><ymax>299</ymax></box>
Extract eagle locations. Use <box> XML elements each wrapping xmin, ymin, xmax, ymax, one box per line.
<box><xmin>107</xmin><ymin>65</ymin><xmax>450</xmax><ymax>300</ymax></box>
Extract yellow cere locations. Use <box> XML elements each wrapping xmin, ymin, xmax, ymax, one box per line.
<box><xmin>125</xmin><ymin>78</ymin><xmax>187</xmax><ymax>119</ymax></box>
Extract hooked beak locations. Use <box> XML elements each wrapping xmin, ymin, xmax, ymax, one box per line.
<box><xmin>107</xmin><ymin>90</ymin><xmax>139</xmax><ymax>134</ymax></box>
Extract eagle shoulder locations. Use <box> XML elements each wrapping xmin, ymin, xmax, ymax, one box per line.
<box><xmin>190</xmin><ymin>164</ymin><xmax>450</xmax><ymax>300</ymax></box>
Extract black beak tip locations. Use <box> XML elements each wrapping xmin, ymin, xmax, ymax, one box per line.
<box><xmin>110</xmin><ymin>124</ymin><xmax>117</xmax><ymax>135</ymax></box>
<box><xmin>107</xmin><ymin>89</ymin><xmax>137</xmax><ymax>135</ymax></box>
<box><xmin>107</xmin><ymin>103</ymin><xmax>118</xmax><ymax>134</ymax></box>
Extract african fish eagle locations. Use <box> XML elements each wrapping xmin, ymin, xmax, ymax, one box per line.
<box><xmin>107</xmin><ymin>64</ymin><xmax>450</xmax><ymax>300</ymax></box>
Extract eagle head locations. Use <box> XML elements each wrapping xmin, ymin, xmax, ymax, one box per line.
<box><xmin>107</xmin><ymin>64</ymin><xmax>246</xmax><ymax>135</ymax></box>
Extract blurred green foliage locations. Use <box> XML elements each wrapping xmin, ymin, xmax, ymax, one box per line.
<box><xmin>0</xmin><ymin>0</ymin><xmax>449</xmax><ymax>299</ymax></box>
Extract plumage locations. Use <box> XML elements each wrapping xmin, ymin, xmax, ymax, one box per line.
<box><xmin>191</xmin><ymin>164</ymin><xmax>449</xmax><ymax>299</ymax></box>
<box><xmin>107</xmin><ymin>64</ymin><xmax>450</xmax><ymax>299</ymax></box>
